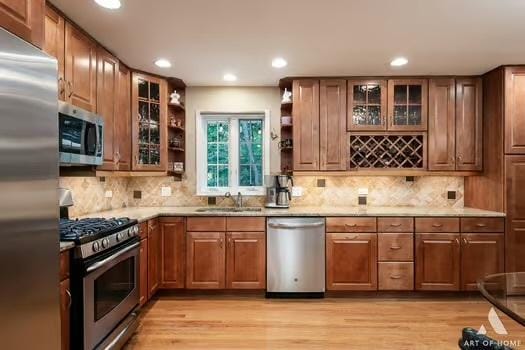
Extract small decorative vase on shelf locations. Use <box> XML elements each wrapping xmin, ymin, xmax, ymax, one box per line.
<box><xmin>170</xmin><ymin>90</ymin><xmax>181</xmax><ymax>105</ymax></box>
<box><xmin>281</xmin><ymin>88</ymin><xmax>292</xmax><ymax>104</ymax></box>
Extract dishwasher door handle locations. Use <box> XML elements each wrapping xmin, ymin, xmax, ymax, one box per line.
<box><xmin>268</xmin><ymin>221</ymin><xmax>325</xmax><ymax>229</ymax></box>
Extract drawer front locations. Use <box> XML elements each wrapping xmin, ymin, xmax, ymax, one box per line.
<box><xmin>378</xmin><ymin>262</ymin><xmax>414</xmax><ymax>290</ymax></box>
<box><xmin>227</xmin><ymin>217</ymin><xmax>265</xmax><ymax>232</ymax></box>
<box><xmin>378</xmin><ymin>217</ymin><xmax>414</xmax><ymax>233</ymax></box>
<box><xmin>59</xmin><ymin>250</ymin><xmax>70</xmax><ymax>281</ymax></box>
<box><xmin>139</xmin><ymin>221</ymin><xmax>148</xmax><ymax>240</ymax></box>
<box><xmin>378</xmin><ymin>233</ymin><xmax>414</xmax><ymax>261</ymax></box>
<box><xmin>415</xmin><ymin>218</ymin><xmax>459</xmax><ymax>233</ymax></box>
<box><xmin>187</xmin><ymin>217</ymin><xmax>226</xmax><ymax>232</ymax></box>
<box><xmin>461</xmin><ymin>217</ymin><xmax>504</xmax><ymax>233</ymax></box>
<box><xmin>326</xmin><ymin>217</ymin><xmax>377</xmax><ymax>233</ymax></box>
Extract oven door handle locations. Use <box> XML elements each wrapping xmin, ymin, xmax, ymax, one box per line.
<box><xmin>86</xmin><ymin>241</ymin><xmax>140</xmax><ymax>273</ymax></box>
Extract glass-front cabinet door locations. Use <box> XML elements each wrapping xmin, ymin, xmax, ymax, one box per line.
<box><xmin>347</xmin><ymin>80</ymin><xmax>387</xmax><ymax>131</ymax></box>
<box><xmin>387</xmin><ymin>79</ymin><xmax>428</xmax><ymax>131</ymax></box>
<box><xmin>131</xmin><ymin>72</ymin><xmax>167</xmax><ymax>171</ymax></box>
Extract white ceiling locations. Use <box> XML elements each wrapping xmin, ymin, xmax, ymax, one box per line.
<box><xmin>50</xmin><ymin>0</ymin><xmax>525</xmax><ymax>86</ymax></box>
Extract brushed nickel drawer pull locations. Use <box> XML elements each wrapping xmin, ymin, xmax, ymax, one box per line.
<box><xmin>390</xmin><ymin>275</ymin><xmax>402</xmax><ymax>280</ymax></box>
<box><xmin>432</xmin><ymin>223</ymin><xmax>443</xmax><ymax>228</ymax></box>
<box><xmin>476</xmin><ymin>223</ymin><xmax>487</xmax><ymax>227</ymax></box>
<box><xmin>390</xmin><ymin>245</ymin><xmax>402</xmax><ymax>250</ymax></box>
<box><xmin>345</xmin><ymin>223</ymin><xmax>357</xmax><ymax>227</ymax></box>
<box><xmin>463</xmin><ymin>238</ymin><xmax>468</xmax><ymax>244</ymax></box>
<box><xmin>390</xmin><ymin>223</ymin><xmax>402</xmax><ymax>227</ymax></box>
<box><xmin>345</xmin><ymin>235</ymin><xmax>357</xmax><ymax>240</ymax></box>
<box><xmin>455</xmin><ymin>238</ymin><xmax>460</xmax><ymax>245</ymax></box>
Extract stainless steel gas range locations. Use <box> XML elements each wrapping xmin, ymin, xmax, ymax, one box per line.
<box><xmin>60</xmin><ymin>217</ymin><xmax>141</xmax><ymax>350</ymax></box>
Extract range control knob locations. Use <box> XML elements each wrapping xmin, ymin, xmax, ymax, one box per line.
<box><xmin>133</xmin><ymin>226</ymin><xmax>139</xmax><ymax>235</ymax></box>
<box><xmin>92</xmin><ymin>241</ymin><xmax>100</xmax><ymax>252</ymax></box>
<box><xmin>101</xmin><ymin>238</ymin><xmax>109</xmax><ymax>248</ymax></box>
<box><xmin>127</xmin><ymin>228</ymin><xmax>133</xmax><ymax>237</ymax></box>
<box><xmin>116</xmin><ymin>232</ymin><xmax>123</xmax><ymax>242</ymax></box>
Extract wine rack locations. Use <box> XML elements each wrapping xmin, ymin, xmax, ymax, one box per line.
<box><xmin>349</xmin><ymin>133</ymin><xmax>426</xmax><ymax>169</ymax></box>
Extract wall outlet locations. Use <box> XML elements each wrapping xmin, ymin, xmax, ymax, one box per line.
<box><xmin>292</xmin><ymin>186</ymin><xmax>303</xmax><ymax>197</ymax></box>
<box><xmin>358</xmin><ymin>188</ymin><xmax>368</xmax><ymax>195</ymax></box>
<box><xmin>161</xmin><ymin>186</ymin><xmax>172</xmax><ymax>197</ymax></box>
<box><xmin>104</xmin><ymin>190</ymin><xmax>113</xmax><ymax>198</ymax></box>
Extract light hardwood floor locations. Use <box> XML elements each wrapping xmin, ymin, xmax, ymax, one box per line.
<box><xmin>125</xmin><ymin>295</ymin><xmax>524</xmax><ymax>350</ymax></box>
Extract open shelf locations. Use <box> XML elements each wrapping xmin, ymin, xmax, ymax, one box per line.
<box><xmin>167</xmin><ymin>78</ymin><xmax>186</xmax><ymax>180</ymax></box>
<box><xmin>168</xmin><ymin>102</ymin><xmax>185</xmax><ymax>111</ymax></box>
<box><xmin>168</xmin><ymin>125</ymin><xmax>185</xmax><ymax>132</ymax></box>
<box><xmin>169</xmin><ymin>147</ymin><xmax>185</xmax><ymax>152</ymax></box>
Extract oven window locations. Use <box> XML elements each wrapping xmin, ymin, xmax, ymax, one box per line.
<box><xmin>94</xmin><ymin>256</ymin><xmax>135</xmax><ymax>321</ymax></box>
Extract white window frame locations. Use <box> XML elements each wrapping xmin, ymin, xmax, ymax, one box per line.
<box><xmin>196</xmin><ymin>110</ymin><xmax>271</xmax><ymax>196</ymax></box>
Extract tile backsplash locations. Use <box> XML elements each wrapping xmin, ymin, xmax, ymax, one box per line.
<box><xmin>60</xmin><ymin>175</ymin><xmax>464</xmax><ymax>217</ymax></box>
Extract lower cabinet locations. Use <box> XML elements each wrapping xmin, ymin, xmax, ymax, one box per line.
<box><xmin>161</xmin><ymin>217</ymin><xmax>186</xmax><ymax>289</ymax></box>
<box><xmin>186</xmin><ymin>231</ymin><xmax>226</xmax><ymax>289</ymax></box>
<box><xmin>415</xmin><ymin>233</ymin><xmax>460</xmax><ymax>291</ymax></box>
<box><xmin>226</xmin><ymin>232</ymin><xmax>266</xmax><ymax>289</ymax></box>
<box><xmin>378</xmin><ymin>262</ymin><xmax>414</xmax><ymax>291</ymax></box>
<box><xmin>461</xmin><ymin>233</ymin><xmax>504</xmax><ymax>291</ymax></box>
<box><xmin>326</xmin><ymin>232</ymin><xmax>378</xmax><ymax>291</ymax></box>
<box><xmin>147</xmin><ymin>218</ymin><xmax>161</xmax><ymax>298</ymax></box>
<box><xmin>59</xmin><ymin>250</ymin><xmax>71</xmax><ymax>350</ymax></box>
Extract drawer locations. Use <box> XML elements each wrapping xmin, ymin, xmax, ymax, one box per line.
<box><xmin>187</xmin><ymin>217</ymin><xmax>226</xmax><ymax>232</ymax></box>
<box><xmin>59</xmin><ymin>250</ymin><xmax>70</xmax><ymax>281</ymax></box>
<box><xmin>378</xmin><ymin>233</ymin><xmax>414</xmax><ymax>261</ymax></box>
<box><xmin>139</xmin><ymin>221</ymin><xmax>148</xmax><ymax>240</ymax></box>
<box><xmin>378</xmin><ymin>217</ymin><xmax>414</xmax><ymax>233</ymax></box>
<box><xmin>461</xmin><ymin>217</ymin><xmax>504</xmax><ymax>233</ymax></box>
<box><xmin>378</xmin><ymin>262</ymin><xmax>414</xmax><ymax>291</ymax></box>
<box><xmin>227</xmin><ymin>217</ymin><xmax>265</xmax><ymax>232</ymax></box>
<box><xmin>326</xmin><ymin>217</ymin><xmax>377</xmax><ymax>233</ymax></box>
<box><xmin>415</xmin><ymin>218</ymin><xmax>459</xmax><ymax>233</ymax></box>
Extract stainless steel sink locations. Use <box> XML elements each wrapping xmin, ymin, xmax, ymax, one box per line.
<box><xmin>195</xmin><ymin>207</ymin><xmax>263</xmax><ymax>213</ymax></box>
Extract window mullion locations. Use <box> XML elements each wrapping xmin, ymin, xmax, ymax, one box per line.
<box><xmin>230</xmin><ymin>118</ymin><xmax>239</xmax><ymax>193</ymax></box>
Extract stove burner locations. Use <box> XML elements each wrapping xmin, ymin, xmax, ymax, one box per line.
<box><xmin>60</xmin><ymin>217</ymin><xmax>133</xmax><ymax>241</ymax></box>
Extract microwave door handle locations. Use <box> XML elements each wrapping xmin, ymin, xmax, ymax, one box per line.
<box><xmin>86</xmin><ymin>241</ymin><xmax>140</xmax><ymax>273</ymax></box>
<box><xmin>96</xmin><ymin>123</ymin><xmax>102</xmax><ymax>156</ymax></box>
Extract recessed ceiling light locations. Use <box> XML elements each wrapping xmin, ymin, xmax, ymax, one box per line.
<box><xmin>390</xmin><ymin>57</ymin><xmax>408</xmax><ymax>67</ymax></box>
<box><xmin>154</xmin><ymin>59</ymin><xmax>171</xmax><ymax>68</ymax></box>
<box><xmin>272</xmin><ymin>57</ymin><xmax>287</xmax><ymax>68</ymax></box>
<box><xmin>223</xmin><ymin>73</ymin><xmax>237</xmax><ymax>82</ymax></box>
<box><xmin>94</xmin><ymin>0</ymin><xmax>121</xmax><ymax>10</ymax></box>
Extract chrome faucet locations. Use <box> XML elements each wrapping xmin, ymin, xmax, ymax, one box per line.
<box><xmin>225</xmin><ymin>191</ymin><xmax>243</xmax><ymax>208</ymax></box>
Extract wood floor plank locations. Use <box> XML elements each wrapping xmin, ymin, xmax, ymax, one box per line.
<box><xmin>124</xmin><ymin>296</ymin><xmax>525</xmax><ymax>350</ymax></box>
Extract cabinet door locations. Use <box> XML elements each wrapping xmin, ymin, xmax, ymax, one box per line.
<box><xmin>456</xmin><ymin>78</ymin><xmax>482</xmax><ymax>171</ymax></box>
<box><xmin>226</xmin><ymin>232</ymin><xmax>265</xmax><ymax>289</ymax></box>
<box><xmin>115</xmin><ymin>64</ymin><xmax>131</xmax><ymax>170</ymax></box>
<box><xmin>326</xmin><ymin>232</ymin><xmax>377</xmax><ymax>291</ymax></box>
<box><xmin>186</xmin><ymin>231</ymin><xmax>225</xmax><ymax>289</ymax></box>
<box><xmin>388</xmin><ymin>79</ymin><xmax>428</xmax><ymax>131</ymax></box>
<box><xmin>96</xmin><ymin>47</ymin><xmax>119</xmax><ymax>170</ymax></box>
<box><xmin>428</xmin><ymin>78</ymin><xmax>456</xmax><ymax>170</ymax></box>
<box><xmin>347</xmin><ymin>80</ymin><xmax>387</xmax><ymax>131</ymax></box>
<box><xmin>293</xmin><ymin>79</ymin><xmax>319</xmax><ymax>170</ymax></box>
<box><xmin>505</xmin><ymin>155</ymin><xmax>525</xmax><ymax>272</ymax></box>
<box><xmin>131</xmin><ymin>72</ymin><xmax>167</xmax><ymax>171</ymax></box>
<box><xmin>64</xmin><ymin>22</ymin><xmax>97</xmax><ymax>112</ymax></box>
<box><xmin>461</xmin><ymin>233</ymin><xmax>504</xmax><ymax>291</ymax></box>
<box><xmin>319</xmin><ymin>79</ymin><xmax>347</xmax><ymax>170</ymax></box>
<box><xmin>161</xmin><ymin>218</ymin><xmax>185</xmax><ymax>289</ymax></box>
<box><xmin>0</xmin><ymin>0</ymin><xmax>44</xmax><ymax>47</ymax></box>
<box><xmin>415</xmin><ymin>233</ymin><xmax>460</xmax><ymax>291</ymax></box>
<box><xmin>59</xmin><ymin>278</ymin><xmax>70</xmax><ymax>350</ymax></box>
<box><xmin>43</xmin><ymin>4</ymin><xmax>64</xmax><ymax>100</ymax></box>
<box><xmin>139</xmin><ymin>238</ymin><xmax>148</xmax><ymax>306</ymax></box>
<box><xmin>505</xmin><ymin>67</ymin><xmax>525</xmax><ymax>154</ymax></box>
<box><xmin>147</xmin><ymin>219</ymin><xmax>161</xmax><ymax>298</ymax></box>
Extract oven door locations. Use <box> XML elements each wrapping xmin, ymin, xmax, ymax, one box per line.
<box><xmin>82</xmin><ymin>240</ymin><xmax>139</xmax><ymax>350</ymax></box>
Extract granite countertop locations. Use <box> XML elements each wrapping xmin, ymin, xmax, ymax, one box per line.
<box><xmin>75</xmin><ymin>206</ymin><xmax>506</xmax><ymax>223</ymax></box>
<box><xmin>60</xmin><ymin>241</ymin><xmax>75</xmax><ymax>252</ymax></box>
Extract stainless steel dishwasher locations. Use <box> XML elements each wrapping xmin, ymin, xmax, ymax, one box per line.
<box><xmin>266</xmin><ymin>217</ymin><xmax>325</xmax><ymax>297</ymax></box>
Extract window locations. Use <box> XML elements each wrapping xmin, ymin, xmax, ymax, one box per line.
<box><xmin>197</xmin><ymin>111</ymin><xmax>270</xmax><ymax>196</ymax></box>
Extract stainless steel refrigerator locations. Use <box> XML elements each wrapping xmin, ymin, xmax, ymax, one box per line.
<box><xmin>0</xmin><ymin>28</ymin><xmax>60</xmax><ymax>349</ymax></box>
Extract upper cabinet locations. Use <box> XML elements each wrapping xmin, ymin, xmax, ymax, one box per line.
<box><xmin>64</xmin><ymin>22</ymin><xmax>97</xmax><ymax>112</ymax></box>
<box><xmin>505</xmin><ymin>67</ymin><xmax>525</xmax><ymax>154</ymax></box>
<box><xmin>293</xmin><ymin>79</ymin><xmax>320</xmax><ymax>171</ymax></box>
<box><xmin>115</xmin><ymin>64</ymin><xmax>131</xmax><ymax>171</ymax></box>
<box><xmin>43</xmin><ymin>5</ymin><xmax>64</xmax><ymax>99</ymax></box>
<box><xmin>456</xmin><ymin>78</ymin><xmax>482</xmax><ymax>171</ymax></box>
<box><xmin>347</xmin><ymin>80</ymin><xmax>387</xmax><ymax>131</ymax></box>
<box><xmin>0</xmin><ymin>0</ymin><xmax>44</xmax><ymax>47</ymax></box>
<box><xmin>388</xmin><ymin>79</ymin><xmax>428</xmax><ymax>131</ymax></box>
<box><xmin>131</xmin><ymin>72</ymin><xmax>167</xmax><ymax>171</ymax></box>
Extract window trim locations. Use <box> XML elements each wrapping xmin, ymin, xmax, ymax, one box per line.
<box><xmin>196</xmin><ymin>110</ymin><xmax>270</xmax><ymax>196</ymax></box>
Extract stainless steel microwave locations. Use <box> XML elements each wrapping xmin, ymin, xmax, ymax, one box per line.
<box><xmin>59</xmin><ymin>101</ymin><xmax>104</xmax><ymax>166</ymax></box>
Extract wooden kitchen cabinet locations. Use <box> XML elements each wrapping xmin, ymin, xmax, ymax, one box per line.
<box><xmin>147</xmin><ymin>218</ymin><xmax>161</xmax><ymax>298</ymax></box>
<box><xmin>428</xmin><ymin>78</ymin><xmax>456</xmax><ymax>170</ymax></box>
<box><xmin>319</xmin><ymin>79</ymin><xmax>347</xmax><ymax>170</ymax></box>
<box><xmin>326</xmin><ymin>232</ymin><xmax>378</xmax><ymax>291</ymax></box>
<box><xmin>415</xmin><ymin>232</ymin><xmax>460</xmax><ymax>291</ymax></box>
<box><xmin>505</xmin><ymin>155</ymin><xmax>525</xmax><ymax>272</ymax></box>
<box><xmin>456</xmin><ymin>78</ymin><xmax>482</xmax><ymax>171</ymax></box>
<box><xmin>131</xmin><ymin>72</ymin><xmax>167</xmax><ymax>171</ymax></box>
<box><xmin>139</xmin><ymin>237</ymin><xmax>148</xmax><ymax>306</ymax></box>
<box><xmin>160</xmin><ymin>217</ymin><xmax>185</xmax><ymax>289</ymax></box>
<box><xmin>186</xmin><ymin>231</ymin><xmax>226</xmax><ymax>289</ymax></box>
<box><xmin>347</xmin><ymin>80</ymin><xmax>387</xmax><ymax>131</ymax></box>
<box><xmin>0</xmin><ymin>0</ymin><xmax>44</xmax><ymax>47</ymax></box>
<box><xmin>64</xmin><ymin>21</ymin><xmax>97</xmax><ymax>112</ymax></box>
<box><xmin>461</xmin><ymin>233</ymin><xmax>504</xmax><ymax>291</ymax></box>
<box><xmin>115</xmin><ymin>63</ymin><xmax>132</xmax><ymax>171</ymax></box>
<box><xmin>96</xmin><ymin>47</ymin><xmax>119</xmax><ymax>170</ymax></box>
<box><xmin>59</xmin><ymin>250</ymin><xmax>70</xmax><ymax>350</ymax></box>
<box><xmin>387</xmin><ymin>79</ymin><xmax>428</xmax><ymax>131</ymax></box>
<box><xmin>505</xmin><ymin>67</ymin><xmax>525</xmax><ymax>154</ymax></box>
<box><xmin>293</xmin><ymin>79</ymin><xmax>320</xmax><ymax>171</ymax></box>
<box><xmin>43</xmin><ymin>4</ymin><xmax>64</xmax><ymax>99</ymax></box>
<box><xmin>226</xmin><ymin>232</ymin><xmax>266</xmax><ymax>289</ymax></box>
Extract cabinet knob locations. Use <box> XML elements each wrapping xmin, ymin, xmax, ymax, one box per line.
<box><xmin>455</xmin><ymin>238</ymin><xmax>460</xmax><ymax>245</ymax></box>
<box><xmin>463</xmin><ymin>238</ymin><xmax>469</xmax><ymax>244</ymax></box>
